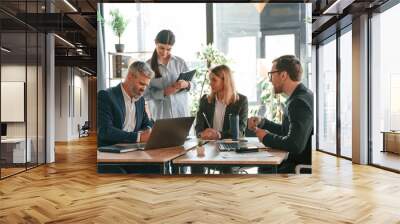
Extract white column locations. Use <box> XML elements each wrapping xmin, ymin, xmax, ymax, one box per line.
<box><xmin>46</xmin><ymin>32</ymin><xmax>55</xmax><ymax>163</ymax></box>
<box><xmin>352</xmin><ymin>14</ymin><xmax>369</xmax><ymax>164</ymax></box>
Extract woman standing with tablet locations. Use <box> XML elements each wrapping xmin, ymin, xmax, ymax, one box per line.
<box><xmin>145</xmin><ymin>30</ymin><xmax>193</xmax><ymax>120</ymax></box>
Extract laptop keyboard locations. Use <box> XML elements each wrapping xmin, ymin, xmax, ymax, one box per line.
<box><xmin>218</xmin><ymin>143</ymin><xmax>240</xmax><ymax>152</ymax></box>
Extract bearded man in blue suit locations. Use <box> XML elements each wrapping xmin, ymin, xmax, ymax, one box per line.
<box><xmin>97</xmin><ymin>61</ymin><xmax>154</xmax><ymax>147</ymax></box>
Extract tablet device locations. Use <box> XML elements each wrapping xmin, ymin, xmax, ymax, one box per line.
<box><xmin>176</xmin><ymin>70</ymin><xmax>196</xmax><ymax>82</ymax></box>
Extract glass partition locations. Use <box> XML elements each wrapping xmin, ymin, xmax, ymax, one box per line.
<box><xmin>1</xmin><ymin>31</ymin><xmax>28</xmax><ymax>177</ymax></box>
<box><xmin>0</xmin><ymin>0</ymin><xmax>46</xmax><ymax>179</ymax></box>
<box><xmin>27</xmin><ymin>31</ymin><xmax>38</xmax><ymax>169</ymax></box>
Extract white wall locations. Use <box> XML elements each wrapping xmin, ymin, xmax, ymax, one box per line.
<box><xmin>54</xmin><ymin>67</ymin><xmax>89</xmax><ymax>141</ymax></box>
<box><xmin>72</xmin><ymin>72</ymin><xmax>89</xmax><ymax>138</ymax></box>
<box><xmin>55</xmin><ymin>66</ymin><xmax>68</xmax><ymax>141</ymax></box>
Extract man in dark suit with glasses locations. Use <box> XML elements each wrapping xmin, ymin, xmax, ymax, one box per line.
<box><xmin>248</xmin><ymin>55</ymin><xmax>313</xmax><ymax>174</ymax></box>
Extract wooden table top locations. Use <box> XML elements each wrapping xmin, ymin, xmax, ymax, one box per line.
<box><xmin>97</xmin><ymin>139</ymin><xmax>198</xmax><ymax>163</ymax></box>
<box><xmin>173</xmin><ymin>138</ymin><xmax>288</xmax><ymax>165</ymax></box>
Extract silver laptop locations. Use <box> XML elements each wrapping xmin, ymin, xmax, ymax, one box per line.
<box><xmin>116</xmin><ymin>117</ymin><xmax>195</xmax><ymax>150</ymax></box>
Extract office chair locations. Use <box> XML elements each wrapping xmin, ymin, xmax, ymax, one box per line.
<box><xmin>295</xmin><ymin>164</ymin><xmax>312</xmax><ymax>174</ymax></box>
<box><xmin>79</xmin><ymin>121</ymin><xmax>90</xmax><ymax>138</ymax></box>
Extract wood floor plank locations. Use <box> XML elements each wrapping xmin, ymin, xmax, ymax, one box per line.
<box><xmin>0</xmin><ymin>135</ymin><xmax>400</xmax><ymax>223</ymax></box>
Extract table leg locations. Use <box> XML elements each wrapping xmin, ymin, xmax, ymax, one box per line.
<box><xmin>162</xmin><ymin>162</ymin><xmax>171</xmax><ymax>175</ymax></box>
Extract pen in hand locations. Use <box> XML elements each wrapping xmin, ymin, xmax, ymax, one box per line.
<box><xmin>202</xmin><ymin>112</ymin><xmax>211</xmax><ymax>128</ymax></box>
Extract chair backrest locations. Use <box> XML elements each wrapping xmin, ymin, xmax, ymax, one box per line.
<box><xmin>295</xmin><ymin>164</ymin><xmax>312</xmax><ymax>174</ymax></box>
<box><xmin>303</xmin><ymin>132</ymin><xmax>312</xmax><ymax>165</ymax></box>
<box><xmin>82</xmin><ymin>121</ymin><xmax>90</xmax><ymax>129</ymax></box>
<box><xmin>296</xmin><ymin>132</ymin><xmax>313</xmax><ymax>174</ymax></box>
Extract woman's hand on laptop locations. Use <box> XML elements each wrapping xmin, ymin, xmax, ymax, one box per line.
<box><xmin>200</xmin><ymin>128</ymin><xmax>221</xmax><ymax>140</ymax></box>
<box><xmin>139</xmin><ymin>128</ymin><xmax>152</xmax><ymax>143</ymax></box>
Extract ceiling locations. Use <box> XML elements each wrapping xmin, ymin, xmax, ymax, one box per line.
<box><xmin>1</xmin><ymin>0</ymin><xmax>396</xmax><ymax>75</ymax></box>
<box><xmin>0</xmin><ymin>0</ymin><xmax>97</xmax><ymax>75</ymax></box>
<box><xmin>311</xmin><ymin>0</ymin><xmax>389</xmax><ymax>43</ymax></box>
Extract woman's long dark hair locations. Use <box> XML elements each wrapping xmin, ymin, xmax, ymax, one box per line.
<box><xmin>150</xmin><ymin>30</ymin><xmax>175</xmax><ymax>78</ymax></box>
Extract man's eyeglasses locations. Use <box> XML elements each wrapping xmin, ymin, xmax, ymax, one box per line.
<box><xmin>267</xmin><ymin>70</ymin><xmax>280</xmax><ymax>81</ymax></box>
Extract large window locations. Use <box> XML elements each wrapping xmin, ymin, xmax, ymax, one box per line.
<box><xmin>213</xmin><ymin>3</ymin><xmax>260</xmax><ymax>104</ymax></box>
<box><xmin>265</xmin><ymin>34</ymin><xmax>295</xmax><ymax>64</ymax></box>
<box><xmin>371</xmin><ymin>3</ymin><xmax>400</xmax><ymax>171</ymax></box>
<box><xmin>339</xmin><ymin>28</ymin><xmax>352</xmax><ymax>158</ymax></box>
<box><xmin>316</xmin><ymin>25</ymin><xmax>352</xmax><ymax>159</ymax></box>
<box><xmin>227</xmin><ymin>36</ymin><xmax>257</xmax><ymax>102</ymax></box>
<box><xmin>317</xmin><ymin>36</ymin><xmax>337</xmax><ymax>154</ymax></box>
<box><xmin>213</xmin><ymin>3</ymin><xmax>310</xmax><ymax>119</ymax></box>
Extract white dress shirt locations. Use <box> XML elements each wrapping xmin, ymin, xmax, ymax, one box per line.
<box><xmin>213</xmin><ymin>97</ymin><xmax>226</xmax><ymax>132</ymax></box>
<box><xmin>121</xmin><ymin>85</ymin><xmax>140</xmax><ymax>142</ymax></box>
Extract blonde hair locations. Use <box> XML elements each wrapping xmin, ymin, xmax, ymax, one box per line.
<box><xmin>207</xmin><ymin>64</ymin><xmax>239</xmax><ymax>105</ymax></box>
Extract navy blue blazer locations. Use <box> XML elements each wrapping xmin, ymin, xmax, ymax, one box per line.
<box><xmin>97</xmin><ymin>84</ymin><xmax>153</xmax><ymax>147</ymax></box>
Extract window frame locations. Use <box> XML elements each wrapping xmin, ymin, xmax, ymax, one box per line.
<box><xmin>315</xmin><ymin>24</ymin><xmax>353</xmax><ymax>160</ymax></box>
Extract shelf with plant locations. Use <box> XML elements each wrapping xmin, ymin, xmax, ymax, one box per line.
<box><xmin>109</xmin><ymin>9</ymin><xmax>129</xmax><ymax>53</ymax></box>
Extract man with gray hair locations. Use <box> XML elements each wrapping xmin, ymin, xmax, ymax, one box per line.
<box><xmin>97</xmin><ymin>61</ymin><xmax>154</xmax><ymax>147</ymax></box>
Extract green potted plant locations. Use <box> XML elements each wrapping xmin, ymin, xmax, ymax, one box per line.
<box><xmin>109</xmin><ymin>9</ymin><xmax>129</xmax><ymax>53</ymax></box>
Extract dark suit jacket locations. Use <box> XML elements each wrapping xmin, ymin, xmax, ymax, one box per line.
<box><xmin>195</xmin><ymin>93</ymin><xmax>248</xmax><ymax>139</ymax></box>
<box><xmin>260</xmin><ymin>83</ymin><xmax>313</xmax><ymax>168</ymax></box>
<box><xmin>97</xmin><ymin>84</ymin><xmax>153</xmax><ymax>147</ymax></box>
